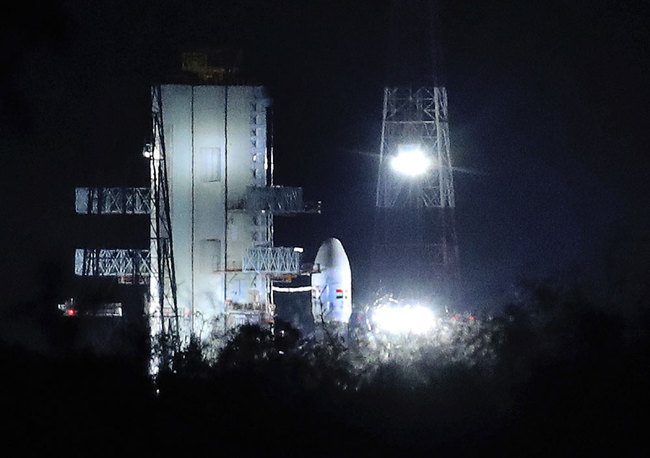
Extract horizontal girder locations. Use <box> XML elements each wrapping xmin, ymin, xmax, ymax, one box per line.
<box><xmin>76</xmin><ymin>187</ymin><xmax>151</xmax><ymax>215</ymax></box>
<box><xmin>242</xmin><ymin>247</ymin><xmax>302</xmax><ymax>274</ymax></box>
<box><xmin>75</xmin><ymin>248</ymin><xmax>151</xmax><ymax>283</ymax></box>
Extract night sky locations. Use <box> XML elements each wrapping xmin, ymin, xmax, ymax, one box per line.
<box><xmin>1</xmin><ymin>0</ymin><xmax>649</xmax><ymax>312</ymax></box>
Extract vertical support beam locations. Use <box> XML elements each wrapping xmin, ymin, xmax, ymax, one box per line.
<box><xmin>148</xmin><ymin>85</ymin><xmax>180</xmax><ymax>367</ymax></box>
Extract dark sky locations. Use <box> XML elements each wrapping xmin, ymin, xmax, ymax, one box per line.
<box><xmin>1</xmin><ymin>0</ymin><xmax>649</xmax><ymax>311</ymax></box>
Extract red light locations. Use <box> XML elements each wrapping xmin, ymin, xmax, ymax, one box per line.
<box><xmin>451</xmin><ymin>316</ymin><xmax>458</xmax><ymax>321</ymax></box>
<box><xmin>469</xmin><ymin>316</ymin><xmax>476</xmax><ymax>321</ymax></box>
<box><xmin>67</xmin><ymin>309</ymin><xmax>76</xmax><ymax>317</ymax></box>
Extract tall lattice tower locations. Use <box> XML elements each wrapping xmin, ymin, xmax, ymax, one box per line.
<box><xmin>371</xmin><ymin>0</ymin><xmax>459</xmax><ymax>308</ymax></box>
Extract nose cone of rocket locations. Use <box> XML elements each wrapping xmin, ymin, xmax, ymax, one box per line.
<box><xmin>311</xmin><ymin>238</ymin><xmax>352</xmax><ymax>325</ymax></box>
<box><xmin>314</xmin><ymin>237</ymin><xmax>351</xmax><ymax>276</ymax></box>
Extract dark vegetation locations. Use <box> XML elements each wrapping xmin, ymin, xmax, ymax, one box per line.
<box><xmin>2</xmin><ymin>283</ymin><xmax>649</xmax><ymax>457</ymax></box>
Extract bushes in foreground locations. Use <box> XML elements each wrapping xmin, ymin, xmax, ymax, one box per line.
<box><xmin>2</xmin><ymin>284</ymin><xmax>649</xmax><ymax>456</ymax></box>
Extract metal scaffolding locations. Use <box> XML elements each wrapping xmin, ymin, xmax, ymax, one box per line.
<box><xmin>67</xmin><ymin>60</ymin><xmax>320</xmax><ymax>373</ymax></box>
<box><xmin>75</xmin><ymin>248</ymin><xmax>151</xmax><ymax>283</ymax></box>
<box><xmin>75</xmin><ymin>187</ymin><xmax>151</xmax><ymax>214</ymax></box>
<box><xmin>147</xmin><ymin>85</ymin><xmax>180</xmax><ymax>346</ymax></box>
<box><xmin>242</xmin><ymin>247</ymin><xmax>302</xmax><ymax>275</ymax></box>
<box><xmin>373</xmin><ymin>86</ymin><xmax>459</xmax><ymax>304</ymax></box>
<box><xmin>376</xmin><ymin>87</ymin><xmax>454</xmax><ymax>209</ymax></box>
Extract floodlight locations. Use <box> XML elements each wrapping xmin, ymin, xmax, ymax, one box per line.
<box><xmin>372</xmin><ymin>305</ymin><xmax>436</xmax><ymax>334</ymax></box>
<box><xmin>390</xmin><ymin>144</ymin><xmax>431</xmax><ymax>176</ymax></box>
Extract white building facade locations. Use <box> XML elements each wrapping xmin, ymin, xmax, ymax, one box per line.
<box><xmin>149</xmin><ymin>83</ymin><xmax>300</xmax><ymax>344</ymax></box>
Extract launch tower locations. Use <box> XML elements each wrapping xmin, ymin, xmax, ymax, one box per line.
<box><xmin>148</xmin><ymin>53</ymin><xmax>319</xmax><ymax>349</ymax></box>
<box><xmin>72</xmin><ymin>52</ymin><xmax>319</xmax><ymax>362</ymax></box>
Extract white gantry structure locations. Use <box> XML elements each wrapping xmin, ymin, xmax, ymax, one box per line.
<box><xmin>75</xmin><ymin>68</ymin><xmax>317</xmax><ymax>363</ymax></box>
<box><xmin>147</xmin><ymin>82</ymin><xmax>313</xmax><ymax>348</ymax></box>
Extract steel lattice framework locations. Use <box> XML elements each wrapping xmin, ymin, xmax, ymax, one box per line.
<box><xmin>75</xmin><ymin>187</ymin><xmax>151</xmax><ymax>214</ymax></box>
<box><xmin>376</xmin><ymin>87</ymin><xmax>454</xmax><ymax>209</ymax></box>
<box><xmin>242</xmin><ymin>247</ymin><xmax>302</xmax><ymax>275</ymax></box>
<box><xmin>147</xmin><ymin>85</ymin><xmax>180</xmax><ymax>347</ymax></box>
<box><xmin>373</xmin><ymin>86</ymin><xmax>459</xmax><ymax>305</ymax></box>
<box><xmin>75</xmin><ymin>249</ymin><xmax>151</xmax><ymax>282</ymax></box>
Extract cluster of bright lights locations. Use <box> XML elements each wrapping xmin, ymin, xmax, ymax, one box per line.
<box><xmin>390</xmin><ymin>145</ymin><xmax>431</xmax><ymax>176</ymax></box>
<box><xmin>372</xmin><ymin>305</ymin><xmax>437</xmax><ymax>334</ymax></box>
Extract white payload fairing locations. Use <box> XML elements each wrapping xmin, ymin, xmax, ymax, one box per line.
<box><xmin>311</xmin><ymin>238</ymin><xmax>352</xmax><ymax>325</ymax></box>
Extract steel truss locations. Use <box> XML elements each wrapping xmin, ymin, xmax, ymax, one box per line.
<box><xmin>75</xmin><ymin>248</ymin><xmax>150</xmax><ymax>283</ymax></box>
<box><xmin>75</xmin><ymin>187</ymin><xmax>151</xmax><ymax>214</ymax></box>
<box><xmin>373</xmin><ymin>86</ymin><xmax>459</xmax><ymax>304</ymax></box>
<box><xmin>376</xmin><ymin>87</ymin><xmax>454</xmax><ymax>209</ymax></box>
<box><xmin>148</xmin><ymin>85</ymin><xmax>180</xmax><ymax>348</ymax></box>
<box><xmin>242</xmin><ymin>247</ymin><xmax>302</xmax><ymax>275</ymax></box>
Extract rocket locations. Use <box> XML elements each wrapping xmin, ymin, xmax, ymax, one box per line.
<box><xmin>311</xmin><ymin>238</ymin><xmax>352</xmax><ymax>325</ymax></box>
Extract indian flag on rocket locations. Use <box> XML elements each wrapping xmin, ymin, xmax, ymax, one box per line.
<box><xmin>336</xmin><ymin>289</ymin><xmax>344</xmax><ymax>299</ymax></box>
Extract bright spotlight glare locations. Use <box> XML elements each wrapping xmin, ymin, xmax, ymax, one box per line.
<box><xmin>372</xmin><ymin>305</ymin><xmax>436</xmax><ymax>334</ymax></box>
<box><xmin>390</xmin><ymin>145</ymin><xmax>430</xmax><ymax>176</ymax></box>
